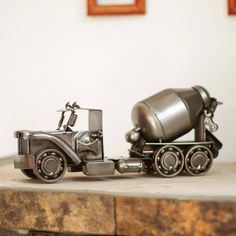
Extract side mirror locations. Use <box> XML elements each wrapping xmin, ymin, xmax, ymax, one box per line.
<box><xmin>68</xmin><ymin>113</ymin><xmax>78</xmax><ymax>127</ymax></box>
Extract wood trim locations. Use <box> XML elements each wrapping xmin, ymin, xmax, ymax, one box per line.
<box><xmin>87</xmin><ymin>0</ymin><xmax>146</xmax><ymax>16</ymax></box>
<box><xmin>228</xmin><ymin>0</ymin><xmax>236</xmax><ymax>15</ymax></box>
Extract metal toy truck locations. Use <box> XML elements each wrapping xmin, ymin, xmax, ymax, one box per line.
<box><xmin>14</xmin><ymin>86</ymin><xmax>222</xmax><ymax>183</ymax></box>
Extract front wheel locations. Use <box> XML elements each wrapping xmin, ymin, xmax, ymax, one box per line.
<box><xmin>34</xmin><ymin>149</ymin><xmax>67</xmax><ymax>183</ymax></box>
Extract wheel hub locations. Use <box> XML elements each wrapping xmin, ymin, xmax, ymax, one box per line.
<box><xmin>191</xmin><ymin>151</ymin><xmax>208</xmax><ymax>169</ymax></box>
<box><xmin>162</xmin><ymin>152</ymin><xmax>178</xmax><ymax>170</ymax></box>
<box><xmin>41</xmin><ymin>157</ymin><xmax>61</xmax><ymax>175</ymax></box>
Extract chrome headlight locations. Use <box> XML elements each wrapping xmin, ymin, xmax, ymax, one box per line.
<box><xmin>126</xmin><ymin>128</ymin><xmax>140</xmax><ymax>143</ymax></box>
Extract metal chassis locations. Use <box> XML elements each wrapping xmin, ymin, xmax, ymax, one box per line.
<box><xmin>142</xmin><ymin>141</ymin><xmax>215</xmax><ymax>155</ymax></box>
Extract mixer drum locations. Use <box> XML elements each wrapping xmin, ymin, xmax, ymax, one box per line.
<box><xmin>132</xmin><ymin>86</ymin><xmax>211</xmax><ymax>142</ymax></box>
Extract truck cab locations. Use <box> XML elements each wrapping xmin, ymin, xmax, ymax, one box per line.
<box><xmin>14</xmin><ymin>102</ymin><xmax>114</xmax><ymax>183</ymax></box>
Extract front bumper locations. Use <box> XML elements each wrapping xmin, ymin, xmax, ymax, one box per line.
<box><xmin>14</xmin><ymin>154</ymin><xmax>35</xmax><ymax>169</ymax></box>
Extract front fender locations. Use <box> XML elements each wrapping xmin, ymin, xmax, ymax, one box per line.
<box><xmin>31</xmin><ymin>132</ymin><xmax>81</xmax><ymax>165</ymax></box>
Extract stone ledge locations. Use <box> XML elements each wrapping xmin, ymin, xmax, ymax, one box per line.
<box><xmin>0</xmin><ymin>190</ymin><xmax>114</xmax><ymax>235</ymax></box>
<box><xmin>1</xmin><ymin>191</ymin><xmax>236</xmax><ymax>235</ymax></box>
<box><xmin>115</xmin><ymin>196</ymin><xmax>236</xmax><ymax>236</ymax></box>
<box><xmin>0</xmin><ymin>159</ymin><xmax>236</xmax><ymax>235</ymax></box>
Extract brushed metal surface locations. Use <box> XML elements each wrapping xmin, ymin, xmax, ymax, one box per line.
<box><xmin>83</xmin><ymin>160</ymin><xmax>115</xmax><ymax>176</ymax></box>
<box><xmin>32</xmin><ymin>132</ymin><xmax>81</xmax><ymax>165</ymax></box>
<box><xmin>132</xmin><ymin>86</ymin><xmax>211</xmax><ymax>142</ymax></box>
<box><xmin>14</xmin><ymin>154</ymin><xmax>35</xmax><ymax>169</ymax></box>
<box><xmin>117</xmin><ymin>158</ymin><xmax>143</xmax><ymax>173</ymax></box>
<box><xmin>13</xmin><ymin>88</ymin><xmax>222</xmax><ymax>182</ymax></box>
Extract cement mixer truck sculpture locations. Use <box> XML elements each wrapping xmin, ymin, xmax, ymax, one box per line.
<box><xmin>14</xmin><ymin>86</ymin><xmax>222</xmax><ymax>183</ymax></box>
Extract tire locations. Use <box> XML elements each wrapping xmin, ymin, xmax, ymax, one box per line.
<box><xmin>154</xmin><ymin>145</ymin><xmax>184</xmax><ymax>177</ymax></box>
<box><xmin>20</xmin><ymin>169</ymin><xmax>38</xmax><ymax>179</ymax></box>
<box><xmin>185</xmin><ymin>145</ymin><xmax>213</xmax><ymax>176</ymax></box>
<box><xmin>33</xmin><ymin>149</ymin><xmax>67</xmax><ymax>183</ymax></box>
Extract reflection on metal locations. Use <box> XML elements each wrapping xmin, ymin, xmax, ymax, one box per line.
<box><xmin>117</xmin><ymin>158</ymin><xmax>143</xmax><ymax>173</ymax></box>
<box><xmin>83</xmin><ymin>160</ymin><xmax>115</xmax><ymax>176</ymax></box>
<box><xmin>131</xmin><ymin>86</ymin><xmax>212</xmax><ymax>142</ymax></box>
<box><xmin>32</xmin><ymin>132</ymin><xmax>81</xmax><ymax>165</ymax></box>
<box><xmin>14</xmin><ymin>86</ymin><xmax>222</xmax><ymax>183</ymax></box>
<box><xmin>14</xmin><ymin>154</ymin><xmax>35</xmax><ymax>169</ymax></box>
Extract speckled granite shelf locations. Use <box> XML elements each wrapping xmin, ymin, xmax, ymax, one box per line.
<box><xmin>0</xmin><ymin>157</ymin><xmax>236</xmax><ymax>236</ymax></box>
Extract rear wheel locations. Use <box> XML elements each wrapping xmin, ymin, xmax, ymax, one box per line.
<box><xmin>154</xmin><ymin>145</ymin><xmax>184</xmax><ymax>177</ymax></box>
<box><xmin>34</xmin><ymin>149</ymin><xmax>67</xmax><ymax>183</ymax></box>
<box><xmin>21</xmin><ymin>169</ymin><xmax>37</xmax><ymax>179</ymax></box>
<box><xmin>185</xmin><ymin>145</ymin><xmax>213</xmax><ymax>176</ymax></box>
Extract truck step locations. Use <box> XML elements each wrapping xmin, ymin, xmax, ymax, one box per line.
<box><xmin>83</xmin><ymin>160</ymin><xmax>115</xmax><ymax>176</ymax></box>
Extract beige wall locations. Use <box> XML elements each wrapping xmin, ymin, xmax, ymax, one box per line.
<box><xmin>0</xmin><ymin>0</ymin><xmax>235</xmax><ymax>161</ymax></box>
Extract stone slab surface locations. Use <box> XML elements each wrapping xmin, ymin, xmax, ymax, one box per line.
<box><xmin>0</xmin><ymin>229</ymin><xmax>82</xmax><ymax>236</ymax></box>
<box><xmin>0</xmin><ymin>158</ymin><xmax>236</xmax><ymax>235</ymax></box>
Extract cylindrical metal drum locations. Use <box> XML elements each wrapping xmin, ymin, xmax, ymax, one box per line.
<box><xmin>132</xmin><ymin>86</ymin><xmax>211</xmax><ymax>142</ymax></box>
